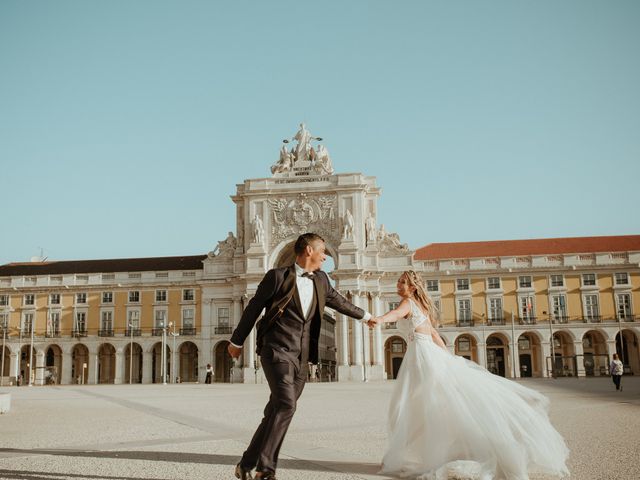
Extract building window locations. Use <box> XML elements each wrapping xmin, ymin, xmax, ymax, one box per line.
<box><xmin>519</xmin><ymin>296</ymin><xmax>535</xmax><ymax>323</ymax></box>
<box><xmin>76</xmin><ymin>293</ymin><xmax>87</xmax><ymax>304</ymax></box>
<box><xmin>47</xmin><ymin>311</ymin><xmax>60</xmax><ymax>336</ymax></box>
<box><xmin>183</xmin><ymin>289</ymin><xmax>195</xmax><ymax>301</ymax></box>
<box><xmin>182</xmin><ymin>308</ymin><xmax>194</xmax><ymax>328</ymax></box>
<box><xmin>127</xmin><ymin>310</ymin><xmax>140</xmax><ymax>329</ymax></box>
<box><xmin>155</xmin><ymin>272</ymin><xmax>168</xmax><ymax>278</ymax></box>
<box><xmin>128</xmin><ymin>291</ymin><xmax>140</xmax><ymax>303</ymax></box>
<box><xmin>456</xmin><ymin>279</ymin><xmax>470</xmax><ymax>291</ymax></box>
<box><xmin>102</xmin><ymin>292</ymin><xmax>113</xmax><ymax>303</ymax></box>
<box><xmin>551</xmin><ymin>295</ymin><xmax>567</xmax><ymax>322</ymax></box>
<box><xmin>128</xmin><ymin>272</ymin><xmax>142</xmax><ymax>279</ymax></box>
<box><xmin>154</xmin><ymin>309</ymin><xmax>167</xmax><ymax>327</ymax></box>
<box><xmin>489</xmin><ymin>297</ymin><xmax>503</xmax><ymax>322</ymax></box>
<box><xmin>616</xmin><ymin>293</ymin><xmax>632</xmax><ymax>320</ymax></box>
<box><xmin>614</xmin><ymin>272</ymin><xmax>629</xmax><ymax>286</ymax></box>
<box><xmin>101</xmin><ymin>311</ymin><xmax>113</xmax><ymax>331</ymax></box>
<box><xmin>0</xmin><ymin>295</ymin><xmax>8</xmax><ymax>306</ymax></box>
<box><xmin>24</xmin><ymin>294</ymin><xmax>35</xmax><ymax>306</ymax></box>
<box><xmin>217</xmin><ymin>307</ymin><xmax>230</xmax><ymax>326</ymax></box>
<box><xmin>550</xmin><ymin>275</ymin><xmax>564</xmax><ymax>287</ymax></box>
<box><xmin>391</xmin><ymin>339</ymin><xmax>405</xmax><ymax>353</ymax></box>
<box><xmin>582</xmin><ymin>274</ymin><xmax>597</xmax><ymax>287</ymax></box>
<box><xmin>22</xmin><ymin>312</ymin><xmax>34</xmax><ymax>334</ymax></box>
<box><xmin>518</xmin><ymin>276</ymin><xmax>532</xmax><ymax>288</ymax></box>
<box><xmin>457</xmin><ymin>337</ymin><xmax>471</xmax><ymax>352</ymax></box>
<box><xmin>487</xmin><ymin>277</ymin><xmax>501</xmax><ymax>290</ymax></box>
<box><xmin>74</xmin><ymin>312</ymin><xmax>87</xmax><ymax>334</ymax></box>
<box><xmin>0</xmin><ymin>313</ymin><xmax>8</xmax><ymax>330</ymax></box>
<box><xmin>426</xmin><ymin>280</ymin><xmax>439</xmax><ymax>292</ymax></box>
<box><xmin>49</xmin><ymin>293</ymin><xmax>61</xmax><ymax>305</ymax></box>
<box><xmin>457</xmin><ymin>299</ymin><xmax>472</xmax><ymax>323</ymax></box>
<box><xmin>155</xmin><ymin>290</ymin><xmax>167</xmax><ymax>302</ymax></box>
<box><xmin>584</xmin><ymin>294</ymin><xmax>600</xmax><ymax>321</ymax></box>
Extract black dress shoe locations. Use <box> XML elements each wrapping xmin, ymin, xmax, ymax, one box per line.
<box><xmin>255</xmin><ymin>472</ymin><xmax>276</xmax><ymax>480</ymax></box>
<box><xmin>235</xmin><ymin>463</ymin><xmax>253</xmax><ymax>480</ymax></box>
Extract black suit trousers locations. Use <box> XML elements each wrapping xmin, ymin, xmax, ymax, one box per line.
<box><xmin>240</xmin><ymin>357</ymin><xmax>308</xmax><ymax>473</ymax></box>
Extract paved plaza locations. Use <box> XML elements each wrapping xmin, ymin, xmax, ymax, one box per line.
<box><xmin>0</xmin><ymin>377</ymin><xmax>639</xmax><ymax>480</ymax></box>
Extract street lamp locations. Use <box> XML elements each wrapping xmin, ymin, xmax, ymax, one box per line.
<box><xmin>160</xmin><ymin>321</ymin><xmax>168</xmax><ymax>385</ymax></box>
<box><xmin>543</xmin><ymin>310</ymin><xmax>556</xmax><ymax>378</ymax></box>
<box><xmin>128</xmin><ymin>322</ymin><xmax>134</xmax><ymax>385</ymax></box>
<box><xmin>169</xmin><ymin>322</ymin><xmax>179</xmax><ymax>384</ymax></box>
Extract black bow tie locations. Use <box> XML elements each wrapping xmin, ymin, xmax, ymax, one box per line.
<box><xmin>301</xmin><ymin>272</ymin><xmax>314</xmax><ymax>279</ymax></box>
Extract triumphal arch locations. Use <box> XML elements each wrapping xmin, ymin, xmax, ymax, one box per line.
<box><xmin>201</xmin><ymin>124</ymin><xmax>411</xmax><ymax>382</ymax></box>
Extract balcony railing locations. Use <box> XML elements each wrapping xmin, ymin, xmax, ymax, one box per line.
<box><xmin>125</xmin><ymin>328</ymin><xmax>142</xmax><ymax>336</ymax></box>
<box><xmin>617</xmin><ymin>314</ymin><xmax>636</xmax><ymax>322</ymax></box>
<box><xmin>583</xmin><ymin>315</ymin><xmax>602</xmax><ymax>323</ymax></box>
<box><xmin>487</xmin><ymin>318</ymin><xmax>505</xmax><ymax>326</ymax></box>
<box><xmin>151</xmin><ymin>328</ymin><xmax>164</xmax><ymax>336</ymax></box>
<box><xmin>46</xmin><ymin>330</ymin><xmax>61</xmax><ymax>338</ymax></box>
<box><xmin>98</xmin><ymin>329</ymin><xmax>114</xmax><ymax>337</ymax></box>
<box><xmin>72</xmin><ymin>329</ymin><xmax>87</xmax><ymax>338</ymax></box>
<box><xmin>384</xmin><ymin>322</ymin><xmax>397</xmax><ymax>330</ymax></box>
<box><xmin>180</xmin><ymin>327</ymin><xmax>196</xmax><ymax>336</ymax></box>
<box><xmin>552</xmin><ymin>316</ymin><xmax>569</xmax><ymax>324</ymax></box>
<box><xmin>214</xmin><ymin>326</ymin><xmax>232</xmax><ymax>335</ymax></box>
<box><xmin>457</xmin><ymin>320</ymin><xmax>474</xmax><ymax>327</ymax></box>
<box><xmin>519</xmin><ymin>317</ymin><xmax>537</xmax><ymax>325</ymax></box>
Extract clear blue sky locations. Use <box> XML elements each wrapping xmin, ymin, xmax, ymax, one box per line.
<box><xmin>1</xmin><ymin>1</ymin><xmax>638</xmax><ymax>265</ymax></box>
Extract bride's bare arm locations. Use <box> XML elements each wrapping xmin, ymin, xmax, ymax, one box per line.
<box><xmin>374</xmin><ymin>299</ymin><xmax>411</xmax><ymax>324</ymax></box>
<box><xmin>431</xmin><ymin>328</ymin><xmax>446</xmax><ymax>349</ymax></box>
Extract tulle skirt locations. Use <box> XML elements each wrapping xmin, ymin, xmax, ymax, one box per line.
<box><xmin>381</xmin><ymin>333</ymin><xmax>569</xmax><ymax>480</ymax></box>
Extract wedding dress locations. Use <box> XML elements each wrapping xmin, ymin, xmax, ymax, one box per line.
<box><xmin>380</xmin><ymin>299</ymin><xmax>569</xmax><ymax>480</ymax></box>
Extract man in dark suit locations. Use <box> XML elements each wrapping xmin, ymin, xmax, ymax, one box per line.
<box><xmin>228</xmin><ymin>232</ymin><xmax>371</xmax><ymax>480</ymax></box>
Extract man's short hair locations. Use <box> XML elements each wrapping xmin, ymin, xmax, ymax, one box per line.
<box><xmin>294</xmin><ymin>233</ymin><xmax>325</xmax><ymax>255</ymax></box>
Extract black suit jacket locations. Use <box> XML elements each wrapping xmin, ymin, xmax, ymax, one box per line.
<box><xmin>230</xmin><ymin>265</ymin><xmax>365</xmax><ymax>364</ymax></box>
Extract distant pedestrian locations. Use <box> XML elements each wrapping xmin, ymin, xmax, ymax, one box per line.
<box><xmin>205</xmin><ymin>363</ymin><xmax>213</xmax><ymax>384</ymax></box>
<box><xmin>610</xmin><ymin>353</ymin><xmax>624</xmax><ymax>391</ymax></box>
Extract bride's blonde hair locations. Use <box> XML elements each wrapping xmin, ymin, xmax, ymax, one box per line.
<box><xmin>403</xmin><ymin>270</ymin><xmax>440</xmax><ymax>327</ymax></box>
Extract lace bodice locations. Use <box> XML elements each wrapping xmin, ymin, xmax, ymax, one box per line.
<box><xmin>396</xmin><ymin>298</ymin><xmax>430</xmax><ymax>339</ymax></box>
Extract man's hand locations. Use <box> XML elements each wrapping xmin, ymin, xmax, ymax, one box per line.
<box><xmin>228</xmin><ymin>344</ymin><xmax>242</xmax><ymax>359</ymax></box>
<box><xmin>366</xmin><ymin>317</ymin><xmax>378</xmax><ymax>329</ymax></box>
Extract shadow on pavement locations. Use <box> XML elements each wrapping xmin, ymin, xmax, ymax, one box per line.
<box><xmin>0</xmin><ymin>449</ymin><xmax>382</xmax><ymax>477</ymax></box>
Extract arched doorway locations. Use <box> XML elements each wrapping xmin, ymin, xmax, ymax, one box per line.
<box><xmin>485</xmin><ymin>334</ymin><xmax>508</xmax><ymax>377</ymax></box>
<box><xmin>582</xmin><ymin>330</ymin><xmax>608</xmax><ymax>376</ymax></box>
<box><xmin>616</xmin><ymin>329</ymin><xmax>640</xmax><ymax>375</ymax></box>
<box><xmin>517</xmin><ymin>332</ymin><xmax>542</xmax><ymax>378</ymax></box>
<box><xmin>214</xmin><ymin>341</ymin><xmax>232</xmax><ymax>382</ymax></box>
<box><xmin>179</xmin><ymin>341</ymin><xmax>199</xmax><ymax>382</ymax></box>
<box><xmin>97</xmin><ymin>343</ymin><xmax>116</xmax><ymax>384</ymax></box>
<box><xmin>152</xmin><ymin>342</ymin><xmax>171</xmax><ymax>384</ymax></box>
<box><xmin>454</xmin><ymin>334</ymin><xmax>477</xmax><ymax>362</ymax></box>
<box><xmin>71</xmin><ymin>344</ymin><xmax>89</xmax><ymax>384</ymax></box>
<box><xmin>19</xmin><ymin>345</ymin><xmax>34</xmax><ymax>385</ymax></box>
<box><xmin>384</xmin><ymin>336</ymin><xmax>407</xmax><ymax>379</ymax></box>
<box><xmin>550</xmin><ymin>331</ymin><xmax>576</xmax><ymax>377</ymax></box>
<box><xmin>124</xmin><ymin>342</ymin><xmax>143</xmax><ymax>384</ymax></box>
<box><xmin>45</xmin><ymin>345</ymin><xmax>62</xmax><ymax>384</ymax></box>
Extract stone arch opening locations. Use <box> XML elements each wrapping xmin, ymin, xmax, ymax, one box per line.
<box><xmin>384</xmin><ymin>336</ymin><xmax>406</xmax><ymax>379</ymax></box>
<box><xmin>71</xmin><ymin>344</ymin><xmax>89</xmax><ymax>384</ymax></box>
<box><xmin>214</xmin><ymin>340</ymin><xmax>232</xmax><ymax>383</ymax></box>
<box><xmin>455</xmin><ymin>334</ymin><xmax>477</xmax><ymax>362</ymax></box>
<box><xmin>19</xmin><ymin>345</ymin><xmax>33</xmax><ymax>385</ymax></box>
<box><xmin>485</xmin><ymin>333</ymin><xmax>509</xmax><ymax>377</ymax></box>
<box><xmin>45</xmin><ymin>344</ymin><xmax>62</xmax><ymax>384</ymax></box>
<box><xmin>124</xmin><ymin>342</ymin><xmax>143</xmax><ymax>384</ymax></box>
<box><xmin>616</xmin><ymin>329</ymin><xmax>640</xmax><ymax>375</ymax></box>
<box><xmin>98</xmin><ymin>343</ymin><xmax>116</xmax><ymax>384</ymax></box>
<box><xmin>517</xmin><ymin>332</ymin><xmax>542</xmax><ymax>378</ymax></box>
<box><xmin>179</xmin><ymin>341</ymin><xmax>199</xmax><ymax>382</ymax></box>
<box><xmin>582</xmin><ymin>330</ymin><xmax>608</xmax><ymax>376</ymax></box>
<box><xmin>271</xmin><ymin>238</ymin><xmax>338</xmax><ymax>271</ymax></box>
<box><xmin>550</xmin><ymin>330</ymin><xmax>576</xmax><ymax>377</ymax></box>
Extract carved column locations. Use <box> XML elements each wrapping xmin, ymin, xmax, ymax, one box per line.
<box><xmin>88</xmin><ymin>350</ymin><xmax>98</xmax><ymax>385</ymax></box>
<box><xmin>35</xmin><ymin>350</ymin><xmax>45</xmax><ymax>386</ymax></box>
<box><xmin>9</xmin><ymin>352</ymin><xmax>18</xmax><ymax>382</ymax></box>
<box><xmin>508</xmin><ymin>336</ymin><xmax>520</xmax><ymax>379</ymax></box>
<box><xmin>340</xmin><ymin>313</ymin><xmax>349</xmax><ymax>366</ymax></box>
<box><xmin>114</xmin><ymin>347</ymin><xmax>124</xmax><ymax>384</ymax></box>
<box><xmin>61</xmin><ymin>351</ymin><xmax>72</xmax><ymax>385</ymax></box>
<box><xmin>541</xmin><ymin>341</ymin><xmax>551</xmax><ymax>378</ymax></box>
<box><xmin>574</xmin><ymin>341</ymin><xmax>585</xmax><ymax>377</ymax></box>
<box><xmin>142</xmin><ymin>350</ymin><xmax>153</xmax><ymax>384</ymax></box>
<box><xmin>372</xmin><ymin>293</ymin><xmax>384</xmax><ymax>366</ymax></box>
<box><xmin>352</xmin><ymin>294</ymin><xmax>363</xmax><ymax>367</ymax></box>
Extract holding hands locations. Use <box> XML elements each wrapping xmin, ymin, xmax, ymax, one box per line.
<box><xmin>367</xmin><ymin>317</ymin><xmax>379</xmax><ymax>329</ymax></box>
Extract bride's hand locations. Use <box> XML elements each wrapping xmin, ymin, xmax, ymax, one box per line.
<box><xmin>367</xmin><ymin>318</ymin><xmax>378</xmax><ymax>328</ymax></box>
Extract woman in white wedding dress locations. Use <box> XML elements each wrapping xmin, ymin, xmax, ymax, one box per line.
<box><xmin>370</xmin><ymin>271</ymin><xmax>569</xmax><ymax>480</ymax></box>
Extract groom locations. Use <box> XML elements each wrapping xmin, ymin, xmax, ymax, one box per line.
<box><xmin>228</xmin><ymin>232</ymin><xmax>371</xmax><ymax>480</ymax></box>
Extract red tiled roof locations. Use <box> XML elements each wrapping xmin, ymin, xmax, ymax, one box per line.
<box><xmin>414</xmin><ymin>235</ymin><xmax>640</xmax><ymax>261</ymax></box>
<box><xmin>0</xmin><ymin>255</ymin><xmax>207</xmax><ymax>276</ymax></box>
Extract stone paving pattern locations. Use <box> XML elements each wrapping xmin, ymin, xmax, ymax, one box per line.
<box><xmin>0</xmin><ymin>377</ymin><xmax>639</xmax><ymax>480</ymax></box>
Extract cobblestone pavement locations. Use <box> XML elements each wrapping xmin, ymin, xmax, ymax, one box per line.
<box><xmin>0</xmin><ymin>377</ymin><xmax>638</xmax><ymax>480</ymax></box>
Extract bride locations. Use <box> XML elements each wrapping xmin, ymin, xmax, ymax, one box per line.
<box><xmin>369</xmin><ymin>271</ymin><xmax>569</xmax><ymax>480</ymax></box>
